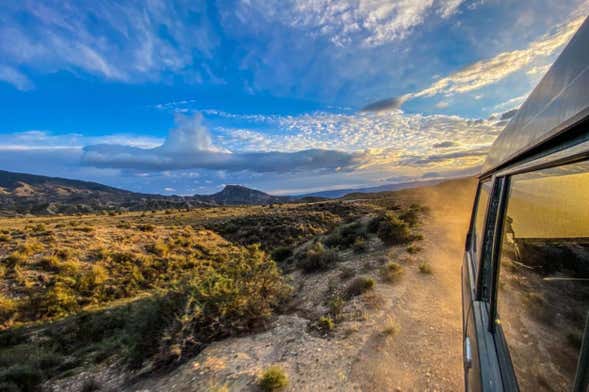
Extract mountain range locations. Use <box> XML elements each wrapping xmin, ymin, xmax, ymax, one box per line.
<box><xmin>0</xmin><ymin>170</ymin><xmax>289</xmax><ymax>216</ymax></box>
<box><xmin>0</xmin><ymin>169</ymin><xmax>447</xmax><ymax>216</ymax></box>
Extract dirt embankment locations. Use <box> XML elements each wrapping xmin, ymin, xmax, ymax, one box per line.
<box><xmin>119</xmin><ymin>178</ymin><xmax>478</xmax><ymax>392</ymax></box>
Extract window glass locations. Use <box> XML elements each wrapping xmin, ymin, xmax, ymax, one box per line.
<box><xmin>497</xmin><ymin>161</ymin><xmax>589</xmax><ymax>390</ymax></box>
<box><xmin>472</xmin><ymin>180</ymin><xmax>492</xmax><ymax>258</ymax></box>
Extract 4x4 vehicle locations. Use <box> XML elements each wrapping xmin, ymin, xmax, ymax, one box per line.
<box><xmin>462</xmin><ymin>16</ymin><xmax>589</xmax><ymax>391</ymax></box>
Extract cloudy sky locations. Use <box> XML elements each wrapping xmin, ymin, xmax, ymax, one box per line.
<box><xmin>0</xmin><ymin>1</ymin><xmax>586</xmax><ymax>195</ymax></box>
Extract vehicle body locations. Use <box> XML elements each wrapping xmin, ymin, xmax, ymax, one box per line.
<box><xmin>462</xmin><ymin>16</ymin><xmax>589</xmax><ymax>391</ymax></box>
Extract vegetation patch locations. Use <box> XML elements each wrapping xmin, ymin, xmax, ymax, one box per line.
<box><xmin>317</xmin><ymin>316</ymin><xmax>335</xmax><ymax>333</ymax></box>
<box><xmin>345</xmin><ymin>276</ymin><xmax>375</xmax><ymax>299</ymax></box>
<box><xmin>299</xmin><ymin>243</ymin><xmax>339</xmax><ymax>273</ymax></box>
<box><xmin>382</xmin><ymin>315</ymin><xmax>400</xmax><ymax>337</ymax></box>
<box><xmin>0</xmin><ymin>223</ymin><xmax>290</xmax><ymax>391</ymax></box>
<box><xmin>406</xmin><ymin>244</ymin><xmax>423</xmax><ymax>254</ymax></box>
<box><xmin>376</xmin><ymin>212</ymin><xmax>412</xmax><ymax>246</ymax></box>
<box><xmin>259</xmin><ymin>365</ymin><xmax>289</xmax><ymax>391</ymax></box>
<box><xmin>418</xmin><ymin>261</ymin><xmax>433</xmax><ymax>274</ymax></box>
<box><xmin>381</xmin><ymin>261</ymin><xmax>404</xmax><ymax>283</ymax></box>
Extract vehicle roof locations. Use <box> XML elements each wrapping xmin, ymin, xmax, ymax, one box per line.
<box><xmin>481</xmin><ymin>16</ymin><xmax>589</xmax><ymax>175</ymax></box>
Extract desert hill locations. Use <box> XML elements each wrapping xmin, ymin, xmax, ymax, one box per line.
<box><xmin>0</xmin><ymin>170</ymin><xmax>290</xmax><ymax>216</ymax></box>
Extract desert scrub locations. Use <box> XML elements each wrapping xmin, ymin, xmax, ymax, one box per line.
<box><xmin>17</xmin><ymin>239</ymin><xmax>43</xmax><ymax>256</ymax></box>
<box><xmin>418</xmin><ymin>261</ymin><xmax>432</xmax><ymax>274</ymax></box>
<box><xmin>3</xmin><ymin>252</ymin><xmax>27</xmax><ymax>267</ymax></box>
<box><xmin>0</xmin><ymin>233</ymin><xmax>10</xmax><ymax>242</ymax></box>
<box><xmin>399</xmin><ymin>204</ymin><xmax>423</xmax><ymax>227</ymax></box>
<box><xmin>259</xmin><ymin>365</ymin><xmax>289</xmax><ymax>391</ymax></box>
<box><xmin>317</xmin><ymin>316</ymin><xmax>335</xmax><ymax>333</ymax></box>
<box><xmin>145</xmin><ymin>240</ymin><xmax>169</xmax><ymax>257</ymax></box>
<box><xmin>0</xmin><ymin>241</ymin><xmax>290</xmax><ymax>391</ymax></box>
<box><xmin>0</xmin><ymin>295</ymin><xmax>18</xmax><ymax>323</ymax></box>
<box><xmin>382</xmin><ymin>315</ymin><xmax>400</xmax><ymax>336</ymax></box>
<box><xmin>376</xmin><ymin>212</ymin><xmax>411</xmax><ymax>246</ymax></box>
<box><xmin>136</xmin><ymin>223</ymin><xmax>155</xmax><ymax>232</ymax></box>
<box><xmin>271</xmin><ymin>246</ymin><xmax>293</xmax><ymax>263</ymax></box>
<box><xmin>299</xmin><ymin>242</ymin><xmax>339</xmax><ymax>273</ymax></box>
<box><xmin>339</xmin><ymin>266</ymin><xmax>356</xmax><ymax>280</ymax></box>
<box><xmin>126</xmin><ymin>243</ymin><xmax>291</xmax><ymax>367</ymax></box>
<box><xmin>406</xmin><ymin>244</ymin><xmax>423</xmax><ymax>254</ymax></box>
<box><xmin>381</xmin><ymin>261</ymin><xmax>403</xmax><ymax>283</ymax></box>
<box><xmin>345</xmin><ymin>276</ymin><xmax>375</xmax><ymax>299</ymax></box>
<box><xmin>324</xmin><ymin>221</ymin><xmax>367</xmax><ymax>250</ymax></box>
<box><xmin>353</xmin><ymin>237</ymin><xmax>368</xmax><ymax>253</ymax></box>
<box><xmin>327</xmin><ymin>295</ymin><xmax>345</xmax><ymax>320</ymax></box>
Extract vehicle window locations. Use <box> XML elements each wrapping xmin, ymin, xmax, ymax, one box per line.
<box><xmin>496</xmin><ymin>161</ymin><xmax>589</xmax><ymax>390</ymax></box>
<box><xmin>472</xmin><ymin>180</ymin><xmax>492</xmax><ymax>260</ymax></box>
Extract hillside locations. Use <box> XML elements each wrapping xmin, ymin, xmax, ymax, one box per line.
<box><xmin>0</xmin><ymin>170</ymin><xmax>290</xmax><ymax>216</ymax></box>
<box><xmin>299</xmin><ymin>179</ymin><xmax>443</xmax><ymax>199</ymax></box>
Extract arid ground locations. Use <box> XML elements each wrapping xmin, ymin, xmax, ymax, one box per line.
<box><xmin>0</xmin><ymin>178</ymin><xmax>476</xmax><ymax>392</ymax></box>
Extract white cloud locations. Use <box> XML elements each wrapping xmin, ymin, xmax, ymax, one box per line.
<box><xmin>237</xmin><ymin>0</ymin><xmax>465</xmax><ymax>47</ymax></box>
<box><xmin>414</xmin><ymin>16</ymin><xmax>582</xmax><ymax>98</ymax></box>
<box><xmin>0</xmin><ymin>1</ymin><xmax>217</xmax><ymax>85</ymax></box>
<box><xmin>363</xmin><ymin>15</ymin><xmax>584</xmax><ymax>111</ymax></box>
<box><xmin>0</xmin><ymin>65</ymin><xmax>33</xmax><ymax>91</ymax></box>
<box><xmin>82</xmin><ymin>113</ymin><xmax>361</xmax><ymax>173</ymax></box>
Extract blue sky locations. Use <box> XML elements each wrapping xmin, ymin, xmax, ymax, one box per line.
<box><xmin>0</xmin><ymin>0</ymin><xmax>586</xmax><ymax>195</ymax></box>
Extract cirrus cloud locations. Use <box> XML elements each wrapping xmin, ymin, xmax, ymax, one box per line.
<box><xmin>363</xmin><ymin>15</ymin><xmax>584</xmax><ymax>111</ymax></box>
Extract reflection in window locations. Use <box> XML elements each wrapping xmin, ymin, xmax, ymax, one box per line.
<box><xmin>473</xmin><ymin>180</ymin><xmax>492</xmax><ymax>258</ymax></box>
<box><xmin>497</xmin><ymin>161</ymin><xmax>589</xmax><ymax>391</ymax></box>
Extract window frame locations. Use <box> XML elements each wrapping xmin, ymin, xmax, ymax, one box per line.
<box><xmin>467</xmin><ymin>177</ymin><xmax>496</xmax><ymax>301</ymax></box>
<box><xmin>486</xmin><ymin>142</ymin><xmax>589</xmax><ymax>391</ymax></box>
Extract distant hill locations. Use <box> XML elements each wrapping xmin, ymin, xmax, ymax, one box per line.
<box><xmin>298</xmin><ymin>179</ymin><xmax>443</xmax><ymax>199</ymax></box>
<box><xmin>196</xmin><ymin>184</ymin><xmax>289</xmax><ymax>205</ymax></box>
<box><xmin>0</xmin><ymin>170</ymin><xmax>289</xmax><ymax>216</ymax></box>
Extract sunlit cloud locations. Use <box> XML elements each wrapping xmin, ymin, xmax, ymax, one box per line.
<box><xmin>235</xmin><ymin>0</ymin><xmax>466</xmax><ymax>47</ymax></box>
<box><xmin>363</xmin><ymin>15</ymin><xmax>584</xmax><ymax>111</ymax></box>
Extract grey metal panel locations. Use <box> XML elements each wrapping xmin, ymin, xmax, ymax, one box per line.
<box><xmin>482</xmin><ymin>16</ymin><xmax>589</xmax><ymax>174</ymax></box>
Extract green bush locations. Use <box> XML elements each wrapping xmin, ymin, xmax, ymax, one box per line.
<box><xmin>376</xmin><ymin>212</ymin><xmax>411</xmax><ymax>246</ymax></box>
<box><xmin>299</xmin><ymin>243</ymin><xmax>339</xmax><ymax>273</ymax></box>
<box><xmin>0</xmin><ymin>364</ymin><xmax>43</xmax><ymax>392</ymax></box>
<box><xmin>367</xmin><ymin>215</ymin><xmax>382</xmax><ymax>234</ymax></box>
<box><xmin>327</xmin><ymin>295</ymin><xmax>345</xmax><ymax>320</ymax></box>
<box><xmin>259</xmin><ymin>365</ymin><xmax>289</xmax><ymax>391</ymax></box>
<box><xmin>317</xmin><ymin>316</ymin><xmax>334</xmax><ymax>333</ymax></box>
<box><xmin>324</xmin><ymin>221</ymin><xmax>366</xmax><ymax>249</ymax></box>
<box><xmin>271</xmin><ymin>246</ymin><xmax>293</xmax><ymax>263</ymax></box>
<box><xmin>345</xmin><ymin>276</ymin><xmax>375</xmax><ymax>298</ymax></box>
<box><xmin>399</xmin><ymin>207</ymin><xmax>420</xmax><ymax>227</ymax></box>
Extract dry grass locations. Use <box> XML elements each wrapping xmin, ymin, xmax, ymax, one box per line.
<box><xmin>382</xmin><ymin>315</ymin><xmax>400</xmax><ymax>337</ymax></box>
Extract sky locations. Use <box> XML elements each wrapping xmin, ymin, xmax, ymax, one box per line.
<box><xmin>0</xmin><ymin>0</ymin><xmax>586</xmax><ymax>195</ymax></box>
